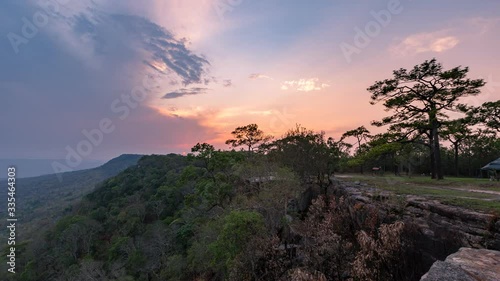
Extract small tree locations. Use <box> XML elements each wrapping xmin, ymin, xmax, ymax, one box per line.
<box><xmin>342</xmin><ymin>126</ymin><xmax>371</xmax><ymax>174</ymax></box>
<box><xmin>225</xmin><ymin>124</ymin><xmax>272</xmax><ymax>152</ymax></box>
<box><xmin>209</xmin><ymin>211</ymin><xmax>266</xmax><ymax>277</ymax></box>
<box><xmin>265</xmin><ymin>125</ymin><xmax>334</xmax><ymax>195</ymax></box>
<box><xmin>460</xmin><ymin>129</ymin><xmax>500</xmax><ymax>177</ymax></box>
<box><xmin>342</xmin><ymin>126</ymin><xmax>371</xmax><ymax>151</ymax></box>
<box><xmin>189</xmin><ymin>143</ymin><xmax>244</xmax><ymax>210</ymax></box>
<box><xmin>327</xmin><ymin>137</ymin><xmax>352</xmax><ymax>173</ymax></box>
<box><xmin>191</xmin><ymin>142</ymin><xmax>215</xmax><ymax>169</ymax></box>
<box><xmin>441</xmin><ymin>119</ymin><xmax>472</xmax><ymax>176</ymax></box>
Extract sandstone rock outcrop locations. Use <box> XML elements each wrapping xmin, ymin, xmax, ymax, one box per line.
<box><xmin>329</xmin><ymin>178</ymin><xmax>500</xmax><ymax>278</ymax></box>
<box><xmin>331</xmin><ymin>179</ymin><xmax>500</xmax><ymax>252</ymax></box>
<box><xmin>420</xmin><ymin>247</ymin><xmax>500</xmax><ymax>281</ymax></box>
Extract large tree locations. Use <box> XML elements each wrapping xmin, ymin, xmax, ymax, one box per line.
<box><xmin>368</xmin><ymin>59</ymin><xmax>485</xmax><ymax>179</ymax></box>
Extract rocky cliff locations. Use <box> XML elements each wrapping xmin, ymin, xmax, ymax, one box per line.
<box><xmin>328</xmin><ymin>178</ymin><xmax>500</xmax><ymax>278</ymax></box>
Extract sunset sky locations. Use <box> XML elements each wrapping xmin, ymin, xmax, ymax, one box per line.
<box><xmin>1</xmin><ymin>0</ymin><xmax>500</xmax><ymax>162</ymax></box>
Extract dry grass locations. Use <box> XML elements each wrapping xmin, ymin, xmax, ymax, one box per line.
<box><xmin>339</xmin><ymin>174</ymin><xmax>500</xmax><ymax>213</ymax></box>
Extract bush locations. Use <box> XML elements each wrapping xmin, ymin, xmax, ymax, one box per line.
<box><xmin>209</xmin><ymin>210</ymin><xmax>266</xmax><ymax>276</ymax></box>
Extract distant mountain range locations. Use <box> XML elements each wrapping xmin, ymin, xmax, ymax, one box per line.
<box><xmin>0</xmin><ymin>154</ymin><xmax>143</xmax><ymax>240</ymax></box>
<box><xmin>0</xmin><ymin>158</ymin><xmax>104</xmax><ymax>179</ymax></box>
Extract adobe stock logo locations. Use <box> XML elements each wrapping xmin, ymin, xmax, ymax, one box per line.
<box><xmin>51</xmin><ymin>75</ymin><xmax>159</xmax><ymax>182</ymax></box>
<box><xmin>269</xmin><ymin>108</ymin><xmax>294</xmax><ymax>135</ymax></box>
<box><xmin>340</xmin><ymin>0</ymin><xmax>404</xmax><ymax>63</ymax></box>
<box><xmin>7</xmin><ymin>0</ymin><xmax>71</xmax><ymax>54</ymax></box>
<box><xmin>214</xmin><ymin>0</ymin><xmax>244</xmax><ymax>20</ymax></box>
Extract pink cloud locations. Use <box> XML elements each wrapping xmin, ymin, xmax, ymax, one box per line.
<box><xmin>390</xmin><ymin>31</ymin><xmax>459</xmax><ymax>56</ymax></box>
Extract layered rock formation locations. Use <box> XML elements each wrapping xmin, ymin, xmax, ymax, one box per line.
<box><xmin>331</xmin><ymin>179</ymin><xmax>500</xmax><ymax>251</ymax></box>
<box><xmin>421</xmin><ymin>247</ymin><xmax>500</xmax><ymax>281</ymax></box>
<box><xmin>328</xmin><ymin>178</ymin><xmax>500</xmax><ymax>279</ymax></box>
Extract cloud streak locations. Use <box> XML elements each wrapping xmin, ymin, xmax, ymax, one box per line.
<box><xmin>280</xmin><ymin>78</ymin><xmax>330</xmax><ymax>92</ymax></box>
<box><xmin>81</xmin><ymin>13</ymin><xmax>211</xmax><ymax>85</ymax></box>
<box><xmin>162</xmin><ymin>88</ymin><xmax>209</xmax><ymax>99</ymax></box>
<box><xmin>390</xmin><ymin>31</ymin><xmax>459</xmax><ymax>56</ymax></box>
<box><xmin>249</xmin><ymin>73</ymin><xmax>273</xmax><ymax>80</ymax></box>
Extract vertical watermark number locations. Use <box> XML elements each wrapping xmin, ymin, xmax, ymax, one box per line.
<box><xmin>6</xmin><ymin>167</ymin><xmax>16</xmax><ymax>274</ymax></box>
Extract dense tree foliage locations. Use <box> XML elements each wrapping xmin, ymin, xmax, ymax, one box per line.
<box><xmin>0</xmin><ymin>154</ymin><xmax>142</xmax><ymax>244</ymax></box>
<box><xmin>14</xmin><ymin>126</ymin><xmax>425</xmax><ymax>281</ymax></box>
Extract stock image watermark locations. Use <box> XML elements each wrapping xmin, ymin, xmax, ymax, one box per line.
<box><xmin>269</xmin><ymin>107</ymin><xmax>294</xmax><ymax>135</ymax></box>
<box><xmin>6</xmin><ymin>167</ymin><xmax>17</xmax><ymax>274</ymax></box>
<box><xmin>449</xmin><ymin>74</ymin><xmax>499</xmax><ymax>110</ymax></box>
<box><xmin>7</xmin><ymin>0</ymin><xmax>71</xmax><ymax>54</ymax></box>
<box><xmin>214</xmin><ymin>0</ymin><xmax>245</xmax><ymax>20</ymax></box>
<box><xmin>483</xmin><ymin>74</ymin><xmax>500</xmax><ymax>96</ymax></box>
<box><xmin>340</xmin><ymin>0</ymin><xmax>404</xmax><ymax>63</ymax></box>
<box><xmin>51</xmin><ymin>75</ymin><xmax>160</xmax><ymax>181</ymax></box>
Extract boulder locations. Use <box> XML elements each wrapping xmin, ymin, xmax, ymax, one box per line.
<box><xmin>420</xmin><ymin>260</ymin><xmax>475</xmax><ymax>281</ymax></box>
<box><xmin>421</xmin><ymin>247</ymin><xmax>500</xmax><ymax>281</ymax></box>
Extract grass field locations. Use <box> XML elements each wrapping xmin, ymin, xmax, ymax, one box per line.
<box><xmin>337</xmin><ymin>174</ymin><xmax>500</xmax><ymax>213</ymax></box>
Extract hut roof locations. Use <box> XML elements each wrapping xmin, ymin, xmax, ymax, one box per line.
<box><xmin>481</xmin><ymin>158</ymin><xmax>500</xmax><ymax>171</ymax></box>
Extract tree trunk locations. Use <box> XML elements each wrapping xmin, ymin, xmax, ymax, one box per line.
<box><xmin>429</xmin><ymin>135</ymin><xmax>435</xmax><ymax>179</ymax></box>
<box><xmin>357</xmin><ymin>138</ymin><xmax>363</xmax><ymax>174</ymax></box>
<box><xmin>454</xmin><ymin>143</ymin><xmax>459</xmax><ymax>177</ymax></box>
<box><xmin>408</xmin><ymin>159</ymin><xmax>412</xmax><ymax>178</ymax></box>
<box><xmin>468</xmin><ymin>156</ymin><xmax>472</xmax><ymax>177</ymax></box>
<box><xmin>432</xmin><ymin>125</ymin><xmax>444</xmax><ymax>180</ymax></box>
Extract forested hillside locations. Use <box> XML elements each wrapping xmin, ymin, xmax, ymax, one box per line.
<box><xmin>12</xmin><ymin>129</ymin><xmax>425</xmax><ymax>281</ymax></box>
<box><xmin>0</xmin><ymin>154</ymin><xmax>143</xmax><ymax>242</ymax></box>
